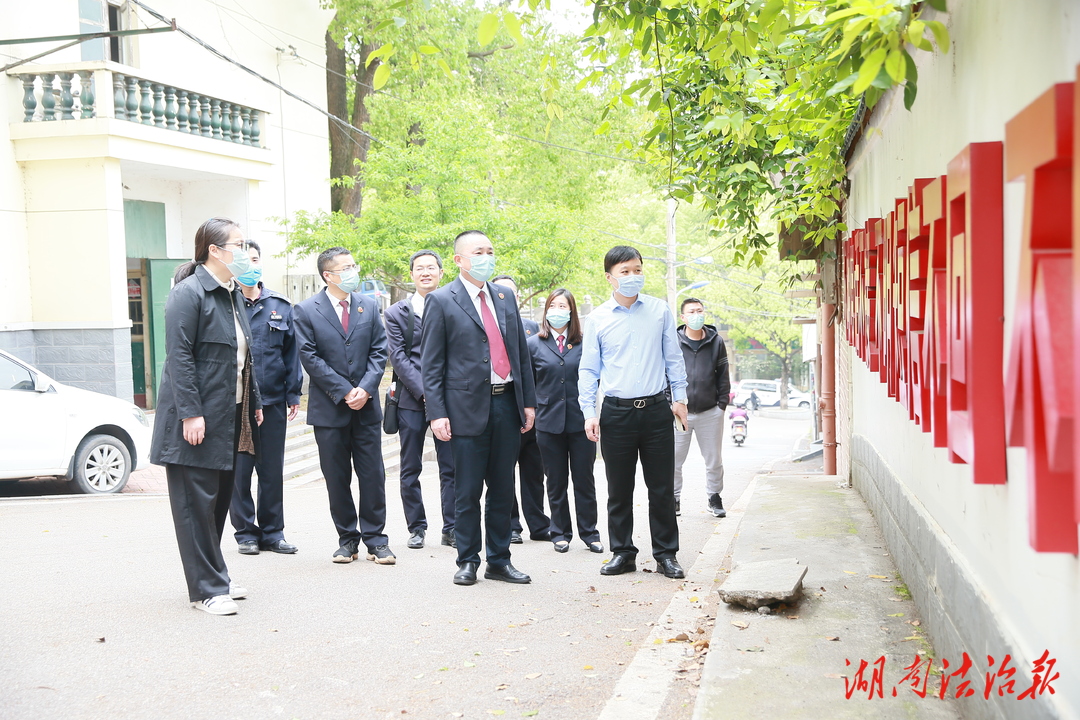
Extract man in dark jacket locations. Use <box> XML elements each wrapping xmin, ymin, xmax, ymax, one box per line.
<box><xmin>294</xmin><ymin>247</ymin><xmax>394</xmax><ymax>565</ymax></box>
<box><xmin>673</xmin><ymin>298</ymin><xmax>731</xmax><ymax>518</ymax></box>
<box><xmin>385</xmin><ymin>250</ymin><xmax>456</xmax><ymax>550</ymax></box>
<box><xmin>230</xmin><ymin>241</ymin><xmax>303</xmax><ymax>556</ymax></box>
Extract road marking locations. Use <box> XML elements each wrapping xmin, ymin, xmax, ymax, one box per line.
<box><xmin>596</xmin><ymin>474</ymin><xmax>762</xmax><ymax>720</ymax></box>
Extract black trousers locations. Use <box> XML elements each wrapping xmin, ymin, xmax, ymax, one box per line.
<box><xmin>449</xmin><ymin>390</ymin><xmax>520</xmax><ymax>566</ymax></box>
<box><xmin>398</xmin><ymin>406</ymin><xmax>456</xmax><ymax>534</ymax></box>
<box><xmin>511</xmin><ymin>427</ymin><xmax>551</xmax><ymax>536</ymax></box>
<box><xmin>230</xmin><ymin>401</ymin><xmax>287</xmax><ymax>545</ymax></box>
<box><xmin>599</xmin><ymin>399</ymin><xmax>679</xmax><ymax>560</ymax></box>
<box><xmin>314</xmin><ymin>412</ymin><xmax>387</xmax><ymax>550</ymax></box>
<box><xmin>537</xmin><ymin>429</ymin><xmax>600</xmax><ymax>544</ymax></box>
<box><xmin>166</xmin><ymin>405</ymin><xmax>242</xmax><ymax>602</ymax></box>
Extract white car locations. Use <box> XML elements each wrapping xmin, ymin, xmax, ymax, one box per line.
<box><xmin>733</xmin><ymin>378</ymin><xmax>812</xmax><ymax>409</ymax></box>
<box><xmin>0</xmin><ymin>349</ymin><xmax>151</xmax><ymax>494</ymax></box>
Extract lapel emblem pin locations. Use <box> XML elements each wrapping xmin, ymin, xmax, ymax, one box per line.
<box><xmin>358</xmin><ymin>306</ymin><xmax>364</xmax><ymax>313</ymax></box>
<box><xmin>567</xmin><ymin>344</ymin><xmax>572</xmax><ymax>349</ymax></box>
<box><xmin>498</xmin><ymin>293</ymin><xmax>505</xmax><ymax>299</ymax></box>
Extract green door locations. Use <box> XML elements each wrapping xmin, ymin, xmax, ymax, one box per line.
<box><xmin>147</xmin><ymin>259</ymin><xmax>186</xmax><ymax>400</ymax></box>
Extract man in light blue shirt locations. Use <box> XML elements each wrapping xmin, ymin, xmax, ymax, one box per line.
<box><xmin>579</xmin><ymin>245</ymin><xmax>689</xmax><ymax>579</ymax></box>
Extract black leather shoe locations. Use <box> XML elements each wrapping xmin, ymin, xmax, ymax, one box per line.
<box><xmin>588</xmin><ymin>541</ymin><xmax>605</xmax><ymax>554</ymax></box>
<box><xmin>407</xmin><ymin>529</ymin><xmax>425</xmax><ymax>549</ymax></box>
<box><xmin>238</xmin><ymin>541</ymin><xmax>259</xmax><ymax>555</ymax></box>
<box><xmin>656</xmin><ymin>557</ymin><xmax>685</xmax><ymax>578</ymax></box>
<box><xmin>510</xmin><ymin>530</ymin><xmax>523</xmax><ymax>544</ymax></box>
<box><xmin>484</xmin><ymin>563</ymin><xmax>531</xmax><ymax>584</ymax></box>
<box><xmin>553</xmin><ymin>540</ymin><xmax>570</xmax><ymax>553</ymax></box>
<box><xmin>260</xmin><ymin>539</ymin><xmax>298</xmax><ymax>554</ymax></box>
<box><xmin>600</xmin><ymin>553</ymin><xmax>637</xmax><ymax>575</ymax></box>
<box><xmin>530</xmin><ymin>530</ymin><xmax>552</xmax><ymax>541</ymax></box>
<box><xmin>441</xmin><ymin>530</ymin><xmax>457</xmax><ymax>548</ymax></box>
<box><xmin>454</xmin><ymin>562</ymin><xmax>479</xmax><ymax>586</ymax></box>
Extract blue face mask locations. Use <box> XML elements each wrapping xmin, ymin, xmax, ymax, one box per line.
<box><xmin>546</xmin><ymin>308</ymin><xmax>571</xmax><ymax>329</ymax></box>
<box><xmin>223</xmin><ymin>245</ymin><xmax>252</xmax><ymax>279</ymax></box>
<box><xmin>466</xmin><ymin>254</ymin><xmax>496</xmax><ymax>283</ymax></box>
<box><xmin>614</xmin><ymin>273</ymin><xmax>645</xmax><ymax>298</ymax></box>
<box><xmin>685</xmin><ymin>314</ymin><xmax>705</xmax><ymax>331</ymax></box>
<box><xmin>334</xmin><ymin>268</ymin><xmax>361</xmax><ymax>294</ymax></box>
<box><xmin>235</xmin><ymin>264</ymin><xmax>262</xmax><ymax>287</ymax></box>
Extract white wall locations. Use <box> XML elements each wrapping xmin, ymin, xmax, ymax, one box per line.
<box><xmin>845</xmin><ymin>0</ymin><xmax>1080</xmax><ymax>716</ymax></box>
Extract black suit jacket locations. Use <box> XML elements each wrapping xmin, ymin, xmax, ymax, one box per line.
<box><xmin>522</xmin><ymin>317</ymin><xmax>539</xmax><ymax>337</ymax></box>
<box><xmin>528</xmin><ymin>332</ymin><xmax>585</xmax><ymax>435</ymax></box>
<box><xmin>293</xmin><ymin>290</ymin><xmax>387</xmax><ymax>428</ymax></box>
<box><xmin>385</xmin><ymin>298</ymin><xmax>425</xmax><ymax>412</ymax></box>
<box><xmin>420</xmin><ymin>277</ymin><xmax>536</xmax><ymax>436</ymax></box>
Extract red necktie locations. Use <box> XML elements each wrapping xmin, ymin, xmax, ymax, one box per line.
<box><xmin>557</xmin><ymin>335</ymin><xmax>565</xmax><ymax>354</ymax></box>
<box><xmin>478</xmin><ymin>290</ymin><xmax>511</xmax><ymax>379</ymax></box>
<box><xmin>339</xmin><ymin>299</ymin><xmax>350</xmax><ymax>333</ymax></box>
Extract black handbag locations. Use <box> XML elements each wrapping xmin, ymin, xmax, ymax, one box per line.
<box><xmin>382</xmin><ymin>301</ymin><xmax>415</xmax><ymax>435</ymax></box>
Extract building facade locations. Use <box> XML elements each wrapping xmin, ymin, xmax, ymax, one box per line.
<box><xmin>0</xmin><ymin>0</ymin><xmax>331</xmax><ymax>406</ymax></box>
<box><xmin>839</xmin><ymin>1</ymin><xmax>1080</xmax><ymax>718</ymax></box>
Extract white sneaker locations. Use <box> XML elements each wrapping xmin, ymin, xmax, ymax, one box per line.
<box><xmin>193</xmin><ymin>595</ymin><xmax>238</xmax><ymax>615</ymax></box>
<box><xmin>229</xmin><ymin>584</ymin><xmax>248</xmax><ymax>600</ymax></box>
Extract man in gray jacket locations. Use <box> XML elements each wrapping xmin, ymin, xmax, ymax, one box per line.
<box><xmin>673</xmin><ymin>298</ymin><xmax>731</xmax><ymax>518</ymax></box>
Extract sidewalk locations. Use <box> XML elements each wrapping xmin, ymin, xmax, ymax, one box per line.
<box><xmin>693</xmin><ymin>469</ymin><xmax>961</xmax><ymax>719</ymax></box>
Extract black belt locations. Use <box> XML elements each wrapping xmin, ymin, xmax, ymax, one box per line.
<box><xmin>491</xmin><ymin>381</ymin><xmax>513</xmax><ymax>396</ymax></box>
<box><xmin>604</xmin><ymin>391</ymin><xmax>667</xmax><ymax>409</ymax></box>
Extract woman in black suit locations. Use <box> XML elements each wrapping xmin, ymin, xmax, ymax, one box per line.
<box><xmin>527</xmin><ymin>289</ymin><xmax>603</xmax><ymax>554</ymax></box>
<box><xmin>151</xmin><ymin>218</ymin><xmax>263</xmax><ymax>616</ymax></box>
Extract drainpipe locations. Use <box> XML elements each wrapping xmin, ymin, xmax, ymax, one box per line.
<box><xmin>820</xmin><ymin>302</ymin><xmax>837</xmax><ymax>475</ymax></box>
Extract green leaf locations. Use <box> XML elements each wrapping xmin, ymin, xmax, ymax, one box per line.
<box><xmin>371</xmin><ymin>63</ymin><xmax>391</xmax><ymax>90</ymax></box>
<box><xmin>903</xmin><ymin>50</ymin><xmax>919</xmax><ymax>110</ymax></box>
<box><xmin>503</xmin><ymin>12</ymin><xmax>525</xmax><ymax>44</ymax></box>
<box><xmin>884</xmin><ymin>48</ymin><xmax>905</xmax><ymax>83</ymax></box>
<box><xmin>393</xmin><ymin>16</ymin><xmax>406</xmax><ymax>28</ymax></box>
<box><xmin>640</xmin><ymin>25</ymin><xmax>654</xmax><ymax>55</ymax></box>
<box><xmin>926</xmin><ymin>0</ymin><xmax>947</xmax><ymax>11</ymax></box>
<box><xmin>522</xmin><ymin>712</ymin><xmax>539</xmax><ymax>718</ymax></box>
<box><xmin>758</xmin><ymin>0</ymin><xmax>785</xmax><ymax>29</ymax></box>
<box><xmin>437</xmin><ymin>57</ymin><xmax>453</xmax><ymax>79</ymax></box>
<box><xmin>853</xmin><ymin>47</ymin><xmax>887</xmax><ymax>95</ymax></box>
<box><xmin>925</xmin><ymin>20</ymin><xmax>950</xmax><ymax>52</ymax></box>
<box><xmin>365</xmin><ymin>43</ymin><xmax>394</xmax><ymax>67</ymax></box>
<box><xmin>478</xmin><ymin>12</ymin><xmax>500</xmax><ymax>47</ymax></box>
<box><xmin>418</xmin><ymin>44</ymin><xmax>441</xmax><ymax>55</ymax></box>
<box><xmin>906</xmin><ymin>20</ymin><xmax>925</xmax><ymax>47</ymax></box>
<box><xmin>826</xmin><ymin>72</ymin><xmax>858</xmax><ymax>96</ymax></box>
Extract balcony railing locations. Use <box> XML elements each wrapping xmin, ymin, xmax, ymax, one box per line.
<box><xmin>14</xmin><ymin>64</ymin><xmax>263</xmax><ymax>148</ymax></box>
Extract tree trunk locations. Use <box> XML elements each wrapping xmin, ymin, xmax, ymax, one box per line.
<box><xmin>325</xmin><ymin>29</ymin><xmax>379</xmax><ymax>217</ymax></box>
<box><xmin>779</xmin><ymin>356</ymin><xmax>791</xmax><ymax>410</ymax></box>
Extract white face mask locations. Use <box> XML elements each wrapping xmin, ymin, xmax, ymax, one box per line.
<box><xmin>685</xmin><ymin>314</ymin><xmax>705</xmax><ymax>330</ymax></box>
<box><xmin>614</xmin><ymin>274</ymin><xmax>645</xmax><ymax>298</ymax></box>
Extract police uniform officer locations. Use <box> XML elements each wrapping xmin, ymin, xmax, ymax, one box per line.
<box><xmin>230</xmin><ymin>241</ymin><xmax>303</xmax><ymax>555</ymax></box>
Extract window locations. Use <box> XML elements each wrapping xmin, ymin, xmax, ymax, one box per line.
<box><xmin>107</xmin><ymin>3</ymin><xmax>123</xmax><ymax>63</ymax></box>
<box><xmin>0</xmin><ymin>355</ymin><xmax>35</xmax><ymax>392</ymax></box>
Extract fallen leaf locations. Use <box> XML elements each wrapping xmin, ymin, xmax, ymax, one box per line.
<box><xmin>559</xmin><ymin>632</ymin><xmax>570</xmax><ymax>637</ymax></box>
<box><xmin>903</xmin><ymin>635</ymin><xmax>921</xmax><ymax>641</ymax></box>
<box><xmin>414</xmin><ymin>674</ymin><xmax>424</xmax><ymax>679</ymax></box>
<box><xmin>508</xmin><ymin>624</ymin><xmax>517</xmax><ymax>628</ymax></box>
<box><xmin>843</xmin><ymin>571</ymin><xmax>857</xmax><ymax>575</ymax></box>
<box><xmin>451</xmin><ymin>714</ymin><xmax>463</xmax><ymax>718</ymax></box>
<box><xmin>605</xmin><ymin>634</ymin><xmax>613</xmax><ymax>638</ymax></box>
<box><xmin>888</xmin><ymin>613</ymin><xmax>905</xmax><ymax>617</ymax></box>
<box><xmin>786</xmin><ymin>616</ymin><xmax>799</xmax><ymax>620</ymax></box>
<box><xmin>653</xmin><ymin>639</ymin><xmax>663</xmax><ymax>645</ymax></box>
<box><xmin>619</xmin><ymin>628</ymin><xmax>636</xmax><ymax>632</ymax></box>
<box><xmin>438</xmin><ymin>667</ymin><xmax>449</xmax><ymax>672</ymax></box>
<box><xmin>868</xmin><ymin>575</ymin><xmax>888</xmax><ymax>579</ymax></box>
<box><xmin>823</xmin><ymin>673</ymin><xmax>846</xmax><ymax>679</ymax></box>
<box><xmin>464</xmin><ymin>661</ymin><xmax>476</xmax><ymax>668</ymax></box>
<box><xmin>421</xmin><ymin>622</ymin><xmax>430</xmax><ymax>626</ymax></box>
<box><xmin>689</xmin><ymin>596</ymin><xmax>699</xmax><ymax>602</ymax></box>
<box><xmin>583</xmin><ymin>665</ymin><xmax>594</xmax><ymax>670</ymax></box>
<box><xmin>676</xmin><ymin>633</ymin><xmax>689</xmax><ymax>641</ymax></box>
<box><xmin>587</xmin><ymin>586</ymin><xmax>597</xmax><ymax>592</ymax></box>
<box><xmin>522</xmin><ymin>712</ymin><xmax>539</xmax><ymax>718</ymax></box>
<box><xmin>268</xmin><ymin>629</ymin><xmax>278</xmax><ymax>633</ymax></box>
<box><xmin>910</xmin><ymin>620</ymin><xmax>921</xmax><ymax>627</ymax></box>
<box><xmin>731</xmin><ymin>620</ymin><xmax>749</xmax><ymax>629</ymax></box>
<box><xmin>487</xmin><ymin>711</ymin><xmax>506</xmax><ymax>716</ymax></box>
<box><xmin>738</xmin><ymin>646</ymin><xmax>764</xmax><ymax>652</ymax></box>
<box><xmin>825</xmin><ymin>636</ymin><xmax>840</xmax><ymax>641</ymax></box>
<box><xmin>496</xmin><ymin>684</ymin><xmax>509</xmax><ymax>691</ymax></box>
<box><xmin>524</xmin><ymin>673</ymin><xmax>541</xmax><ymax>680</ymax></box>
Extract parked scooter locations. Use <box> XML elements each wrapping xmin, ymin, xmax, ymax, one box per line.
<box><xmin>731</xmin><ymin>417</ymin><xmax>747</xmax><ymax>446</ymax></box>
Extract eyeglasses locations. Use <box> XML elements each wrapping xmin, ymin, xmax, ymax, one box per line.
<box><xmin>328</xmin><ymin>264</ymin><xmax>358</xmax><ymax>274</ymax></box>
<box><xmin>219</xmin><ymin>241</ymin><xmax>250</xmax><ymax>251</ymax></box>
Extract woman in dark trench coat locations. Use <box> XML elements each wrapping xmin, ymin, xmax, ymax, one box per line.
<box><xmin>150</xmin><ymin>217</ymin><xmax>263</xmax><ymax>616</ymax></box>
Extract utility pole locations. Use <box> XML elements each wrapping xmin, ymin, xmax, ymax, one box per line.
<box><xmin>666</xmin><ymin>198</ymin><xmax>677</xmax><ymax>310</ymax></box>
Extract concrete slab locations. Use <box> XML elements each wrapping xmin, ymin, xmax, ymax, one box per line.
<box><xmin>717</xmin><ymin>557</ymin><xmax>808</xmax><ymax>609</ymax></box>
<box><xmin>694</xmin><ymin>474</ymin><xmax>961</xmax><ymax>720</ymax></box>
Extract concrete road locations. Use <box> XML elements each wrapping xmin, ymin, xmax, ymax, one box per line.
<box><xmin>0</xmin><ymin>413</ymin><xmax>810</xmax><ymax>720</ymax></box>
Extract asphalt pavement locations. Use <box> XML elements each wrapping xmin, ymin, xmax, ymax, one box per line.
<box><xmin>1</xmin><ymin>412</ymin><xmax>809</xmax><ymax>720</ymax></box>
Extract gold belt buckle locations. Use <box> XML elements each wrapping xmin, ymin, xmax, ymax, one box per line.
<box><xmin>633</xmin><ymin>399</ymin><xmax>647</xmax><ymax>409</ymax></box>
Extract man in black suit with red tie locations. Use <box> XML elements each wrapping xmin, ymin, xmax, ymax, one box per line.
<box><xmin>420</xmin><ymin>231</ymin><xmax>537</xmax><ymax>586</ymax></box>
<box><xmin>293</xmin><ymin>247</ymin><xmax>395</xmax><ymax>566</ymax></box>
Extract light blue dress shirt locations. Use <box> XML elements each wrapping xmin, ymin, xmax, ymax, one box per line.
<box><xmin>577</xmin><ymin>292</ymin><xmax>688</xmax><ymax>419</ymax></box>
